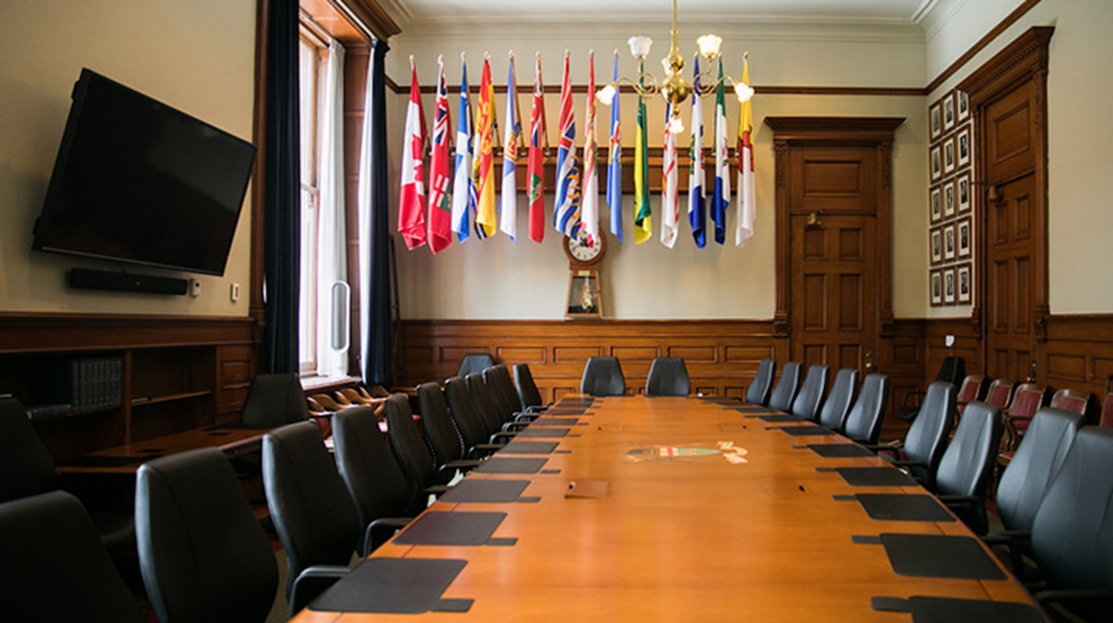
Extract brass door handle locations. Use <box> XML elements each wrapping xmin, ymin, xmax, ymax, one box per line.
<box><xmin>806</xmin><ymin>210</ymin><xmax>824</xmax><ymax>228</ymax></box>
<box><xmin>864</xmin><ymin>350</ymin><xmax>875</xmax><ymax>373</ymax></box>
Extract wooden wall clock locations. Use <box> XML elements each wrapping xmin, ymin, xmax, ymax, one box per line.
<box><xmin>563</xmin><ymin>231</ymin><xmax>606</xmax><ymax>319</ymax></box>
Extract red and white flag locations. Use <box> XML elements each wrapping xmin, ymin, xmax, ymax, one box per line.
<box><xmin>427</xmin><ymin>55</ymin><xmax>453</xmax><ymax>254</ymax></box>
<box><xmin>527</xmin><ymin>53</ymin><xmax>546</xmax><ymax>243</ymax></box>
<box><xmin>398</xmin><ymin>56</ymin><xmax>427</xmax><ymax>249</ymax></box>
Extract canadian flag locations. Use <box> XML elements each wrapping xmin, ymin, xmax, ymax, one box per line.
<box><xmin>398</xmin><ymin>57</ymin><xmax>427</xmax><ymax>249</ymax></box>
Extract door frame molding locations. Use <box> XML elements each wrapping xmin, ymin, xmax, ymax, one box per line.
<box><xmin>764</xmin><ymin>117</ymin><xmax>903</xmax><ymax>342</ymax></box>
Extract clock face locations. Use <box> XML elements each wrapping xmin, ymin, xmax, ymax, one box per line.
<box><xmin>569</xmin><ymin>237</ymin><xmax>602</xmax><ymax>262</ymax></box>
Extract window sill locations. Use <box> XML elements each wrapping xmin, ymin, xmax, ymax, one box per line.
<box><xmin>300</xmin><ymin>375</ymin><xmax>362</xmax><ymax>392</ymax></box>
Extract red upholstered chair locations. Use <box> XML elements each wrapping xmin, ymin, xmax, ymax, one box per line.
<box><xmin>1050</xmin><ymin>387</ymin><xmax>1092</xmax><ymax>418</ymax></box>
<box><xmin>1001</xmin><ymin>383</ymin><xmax>1048</xmax><ymax>453</ymax></box>
<box><xmin>1102</xmin><ymin>378</ymin><xmax>1113</xmax><ymax>429</ymax></box>
<box><xmin>954</xmin><ymin>375</ymin><xmax>987</xmax><ymax>418</ymax></box>
<box><xmin>984</xmin><ymin>379</ymin><xmax>1015</xmax><ymax>411</ymax></box>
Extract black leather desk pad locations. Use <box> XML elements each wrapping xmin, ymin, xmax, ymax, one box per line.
<box><xmin>769</xmin><ymin>425</ymin><xmax>837</xmax><ymax>436</ymax></box>
<box><xmin>515</xmin><ymin>426</ymin><xmax>571</xmax><ymax>438</ymax></box>
<box><xmin>440</xmin><ymin>479</ymin><xmax>539</xmax><ymax>504</ymax></box>
<box><xmin>751</xmin><ymin>414</ymin><xmax>802</xmax><ymax>423</ymax></box>
<box><xmin>309</xmin><ymin>558</ymin><xmax>471</xmax><ymax>614</ymax></box>
<box><xmin>499</xmin><ymin>441</ymin><xmax>560</xmax><ymax>454</ymax></box>
<box><xmin>871</xmin><ymin>596</ymin><xmax>1045</xmax><ymax>623</ymax></box>
<box><xmin>803</xmin><ymin>444</ymin><xmax>875</xmax><ymax>458</ymax></box>
<box><xmin>393</xmin><ymin>512</ymin><xmax>515</xmax><ymax>547</ymax></box>
<box><xmin>834</xmin><ymin>494</ymin><xmax>955</xmax><ymax>522</ymax></box>
<box><xmin>734</xmin><ymin>406</ymin><xmax>777</xmax><ymax>414</ymax></box>
<box><xmin>854</xmin><ymin>533</ymin><xmax>1005</xmax><ymax>580</ymax></box>
<box><xmin>475</xmin><ymin>457</ymin><xmax>549</xmax><ymax>474</ymax></box>
<box><xmin>817</xmin><ymin>467</ymin><xmax>919</xmax><ymax>487</ymax></box>
<box><xmin>55</xmin><ymin>455</ymin><xmax>150</xmax><ymax>468</ymax></box>
<box><xmin>531</xmin><ymin>417</ymin><xmax>581</xmax><ymax>426</ymax></box>
<box><xmin>543</xmin><ymin>408</ymin><xmax>588</xmax><ymax>416</ymax></box>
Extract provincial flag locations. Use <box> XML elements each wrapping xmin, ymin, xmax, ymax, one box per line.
<box><xmin>500</xmin><ymin>54</ymin><xmax>521</xmax><ymax>241</ymax></box>
<box><xmin>398</xmin><ymin>57</ymin><xmax>427</xmax><ymax>249</ymax></box>
<box><xmin>580</xmin><ymin>51</ymin><xmax>599</xmax><ymax>246</ymax></box>
<box><xmin>633</xmin><ymin>58</ymin><xmax>652</xmax><ymax>244</ymax></box>
<box><xmin>688</xmin><ymin>56</ymin><xmax>706</xmax><ymax>249</ymax></box>
<box><xmin>554</xmin><ymin>52</ymin><xmax>579</xmax><ymax>238</ymax></box>
<box><xmin>475</xmin><ymin>55</ymin><xmax>498</xmax><ymax>238</ymax></box>
<box><xmin>661</xmin><ymin>103</ymin><xmax>679</xmax><ymax>248</ymax></box>
<box><xmin>606</xmin><ymin>51</ymin><xmax>623</xmax><ymax>243</ymax></box>
<box><xmin>427</xmin><ymin>55</ymin><xmax>453</xmax><ymax>254</ymax></box>
<box><xmin>736</xmin><ymin>54</ymin><xmax>756</xmax><ymax>248</ymax></box>
<box><xmin>450</xmin><ymin>55</ymin><xmax>474</xmax><ymax>242</ymax></box>
<box><xmin>712</xmin><ymin>58</ymin><xmax>731</xmax><ymax>245</ymax></box>
<box><xmin>527</xmin><ymin>53</ymin><xmax>547</xmax><ymax>243</ymax></box>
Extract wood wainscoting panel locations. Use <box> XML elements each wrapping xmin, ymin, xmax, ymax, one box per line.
<box><xmin>1042</xmin><ymin>315</ymin><xmax>1113</xmax><ymax>408</ymax></box>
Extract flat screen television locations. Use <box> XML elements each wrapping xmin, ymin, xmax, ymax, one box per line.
<box><xmin>33</xmin><ymin>68</ymin><xmax>256</xmax><ymax>276</ymax></box>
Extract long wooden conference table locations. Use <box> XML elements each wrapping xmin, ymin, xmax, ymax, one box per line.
<box><xmin>292</xmin><ymin>395</ymin><xmax>1045</xmax><ymax>622</ymax></box>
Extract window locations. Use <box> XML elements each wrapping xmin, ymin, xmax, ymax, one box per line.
<box><xmin>298</xmin><ymin>32</ymin><xmax>324</xmax><ymax>376</ymax></box>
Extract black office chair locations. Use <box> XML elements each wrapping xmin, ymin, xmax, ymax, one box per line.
<box><xmin>484</xmin><ymin>364</ymin><xmax>531</xmax><ymax>424</ymax></box>
<box><xmin>580</xmin><ymin>356</ymin><xmax>626</xmax><ymax>397</ymax></box>
<box><xmin>874</xmin><ymin>381</ymin><xmax>955</xmax><ymax>489</ymax></box>
<box><xmin>136</xmin><ymin>447</ymin><xmax>278</xmax><ymax>623</ymax></box>
<box><xmin>384</xmin><ymin>394</ymin><xmax>449</xmax><ymax>513</ymax></box>
<box><xmin>933</xmin><ymin>401</ymin><xmax>1002</xmax><ymax>534</ymax></box>
<box><xmin>467</xmin><ymin>372</ymin><xmax>516</xmax><ymax>435</ymax></box>
<box><xmin>995</xmin><ymin>407</ymin><xmax>1085</xmax><ymax>536</ymax></box>
<box><xmin>444</xmin><ymin>376</ymin><xmax>507</xmax><ymax>458</ymax></box>
<box><xmin>514</xmin><ymin>363</ymin><xmax>551</xmax><ymax>412</ymax></box>
<box><xmin>0</xmin><ymin>491</ymin><xmax>145</xmax><ymax>623</ymax></box>
<box><xmin>768</xmin><ymin>361</ymin><xmax>802</xmax><ymax>412</ymax></box>
<box><xmin>417</xmin><ymin>382</ymin><xmax>482</xmax><ymax>477</ymax></box>
<box><xmin>263</xmin><ymin>422</ymin><xmax>359</xmax><ymax>615</ymax></box>
<box><xmin>841</xmin><ymin>374</ymin><xmax>889</xmax><ymax>445</ymax></box>
<box><xmin>331</xmin><ymin>405</ymin><xmax>414</xmax><ymax>551</ymax></box>
<box><xmin>745</xmin><ymin>359</ymin><xmax>776</xmax><ymax>406</ymax></box>
<box><xmin>457</xmin><ymin>353</ymin><xmax>495</xmax><ymax>378</ymax></box>
<box><xmin>818</xmin><ymin>369</ymin><xmax>858</xmax><ymax>431</ymax></box>
<box><xmin>645</xmin><ymin>357</ymin><xmax>691</xmax><ymax>397</ymax></box>
<box><xmin>790</xmin><ymin>364</ymin><xmax>829</xmax><ymax>421</ymax></box>
<box><xmin>241</xmin><ymin>373</ymin><xmax>311</xmax><ymax>428</ymax></box>
<box><xmin>896</xmin><ymin>356</ymin><xmax>964</xmax><ymax>423</ymax></box>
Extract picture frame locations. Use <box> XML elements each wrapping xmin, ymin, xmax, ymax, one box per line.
<box><xmin>944</xmin><ymin>137</ymin><xmax>956</xmax><ymax>174</ymax></box>
<box><xmin>957</xmin><ymin>173</ymin><xmax>971</xmax><ymax>213</ymax></box>
<box><xmin>944</xmin><ymin>223</ymin><xmax>957</xmax><ymax>260</ymax></box>
<box><xmin>944</xmin><ymin>267</ymin><xmax>957</xmax><ymax>304</ymax></box>
<box><xmin>931</xmin><ymin>270</ymin><xmax>943</xmax><ymax>306</ymax></box>
<box><xmin>957</xmin><ymin>263</ymin><xmax>972</xmax><ymax>304</ymax></box>
<box><xmin>930</xmin><ymin>227</ymin><xmax>943</xmax><ymax>265</ymax></box>
<box><xmin>931</xmin><ymin>146</ymin><xmax>942</xmax><ymax>181</ymax></box>
<box><xmin>930</xmin><ymin>186</ymin><xmax>943</xmax><ymax>224</ymax></box>
<box><xmin>957</xmin><ymin>126</ymin><xmax>971</xmax><ymax>167</ymax></box>
<box><xmin>944</xmin><ymin>181</ymin><xmax>956</xmax><ymax>219</ymax></box>
<box><xmin>930</xmin><ymin>103</ymin><xmax>942</xmax><ymax>140</ymax></box>
<box><xmin>957</xmin><ymin>218</ymin><xmax>972</xmax><ymax>258</ymax></box>
<box><xmin>943</xmin><ymin>92</ymin><xmax>956</xmax><ymax>131</ymax></box>
<box><xmin>957</xmin><ymin>90</ymin><xmax>970</xmax><ymax>121</ymax></box>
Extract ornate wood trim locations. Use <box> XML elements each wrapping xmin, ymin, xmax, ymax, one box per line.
<box><xmin>925</xmin><ymin>0</ymin><xmax>1043</xmax><ymax>93</ymax></box>
<box><xmin>0</xmin><ymin>313</ymin><xmax>256</xmax><ymax>354</ymax></box>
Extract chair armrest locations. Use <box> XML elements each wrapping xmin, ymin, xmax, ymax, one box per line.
<box><xmin>489</xmin><ymin>431</ymin><xmax>517</xmax><ymax>444</ymax></box>
<box><xmin>466</xmin><ymin>443</ymin><xmax>505</xmax><ymax>459</ymax></box>
<box><xmin>364</xmin><ymin>517</ymin><xmax>413</xmax><ymax>554</ymax></box>
<box><xmin>863</xmin><ymin>440</ymin><xmax>903</xmax><ymax>458</ymax></box>
<box><xmin>503</xmin><ymin>421</ymin><xmax>531</xmax><ymax>432</ymax></box>
<box><xmin>982</xmin><ymin>530</ymin><xmax>1032</xmax><ymax>577</ymax></box>
<box><xmin>901</xmin><ymin>389</ymin><xmax>926</xmax><ymax>408</ymax></box>
<box><xmin>291</xmin><ymin>565</ymin><xmax>351</xmax><ymax>614</ymax></box>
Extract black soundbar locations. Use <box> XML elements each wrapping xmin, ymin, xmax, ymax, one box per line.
<box><xmin>69</xmin><ymin>268</ymin><xmax>188</xmax><ymax>295</ymax></box>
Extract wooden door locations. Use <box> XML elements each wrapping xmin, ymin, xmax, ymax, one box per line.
<box><xmin>791</xmin><ymin>214</ymin><xmax>877</xmax><ymax>371</ymax></box>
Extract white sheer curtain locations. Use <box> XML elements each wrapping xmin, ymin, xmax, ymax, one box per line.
<box><xmin>315</xmin><ymin>39</ymin><xmax>348</xmax><ymax>378</ymax></box>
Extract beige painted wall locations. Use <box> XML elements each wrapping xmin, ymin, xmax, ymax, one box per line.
<box><xmin>0</xmin><ymin>0</ymin><xmax>256</xmax><ymax>316</ymax></box>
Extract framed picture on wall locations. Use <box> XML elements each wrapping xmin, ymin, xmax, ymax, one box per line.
<box><xmin>943</xmin><ymin>92</ymin><xmax>956</xmax><ymax>131</ymax></box>
<box><xmin>957</xmin><ymin>91</ymin><xmax>970</xmax><ymax>121</ymax></box>
<box><xmin>931</xmin><ymin>270</ymin><xmax>943</xmax><ymax>306</ymax></box>
<box><xmin>930</xmin><ymin>103</ymin><xmax>942</xmax><ymax>140</ymax></box>
<box><xmin>958</xmin><ymin>218</ymin><xmax>972</xmax><ymax>258</ymax></box>
<box><xmin>957</xmin><ymin>263</ymin><xmax>972</xmax><ymax>303</ymax></box>
<box><xmin>944</xmin><ymin>181</ymin><xmax>956</xmax><ymax>219</ymax></box>
<box><xmin>930</xmin><ymin>227</ymin><xmax>943</xmax><ymax>264</ymax></box>
<box><xmin>944</xmin><ymin>137</ymin><xmax>956</xmax><ymax>174</ymax></box>
<box><xmin>957</xmin><ymin>126</ymin><xmax>971</xmax><ymax>167</ymax></box>
<box><xmin>944</xmin><ymin>223</ymin><xmax>957</xmax><ymax>260</ymax></box>
<box><xmin>931</xmin><ymin>146</ymin><xmax>942</xmax><ymax>181</ymax></box>
<box><xmin>944</xmin><ymin>268</ymin><xmax>957</xmax><ymax>304</ymax></box>
<box><xmin>930</xmin><ymin>186</ymin><xmax>943</xmax><ymax>223</ymax></box>
<box><xmin>957</xmin><ymin>173</ymin><xmax>971</xmax><ymax>213</ymax></box>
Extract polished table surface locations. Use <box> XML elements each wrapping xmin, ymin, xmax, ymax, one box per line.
<box><xmin>54</xmin><ymin>425</ymin><xmax>266</xmax><ymax>475</ymax></box>
<box><xmin>292</xmin><ymin>396</ymin><xmax>1039</xmax><ymax>622</ymax></box>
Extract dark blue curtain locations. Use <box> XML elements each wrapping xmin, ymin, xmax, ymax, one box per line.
<box><xmin>364</xmin><ymin>39</ymin><xmax>393</xmax><ymax>385</ymax></box>
<box><xmin>262</xmin><ymin>0</ymin><xmax>301</xmax><ymax>374</ymax></box>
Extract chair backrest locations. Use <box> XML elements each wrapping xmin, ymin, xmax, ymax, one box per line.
<box><xmin>934</xmin><ymin>401</ymin><xmax>1002</xmax><ymax>499</ymax></box>
<box><xmin>136</xmin><ymin>447</ymin><xmax>278</xmax><ymax>623</ymax></box>
<box><xmin>457</xmin><ymin>353</ymin><xmax>495</xmax><ymax>378</ymax></box>
<box><xmin>768</xmin><ymin>361</ymin><xmax>802</xmax><ymax>412</ymax></box>
<box><xmin>580</xmin><ymin>356</ymin><xmax>626</xmax><ymax>397</ymax></box>
<box><xmin>936</xmin><ymin>355</ymin><xmax>965</xmax><ymax>385</ymax></box>
<box><xmin>1007</xmin><ymin>382</ymin><xmax>1047</xmax><ymax>419</ymax></box>
<box><xmin>746</xmin><ymin>359</ymin><xmax>776</xmax><ymax>406</ymax></box>
<box><xmin>997</xmin><ymin>407</ymin><xmax>1085</xmax><ymax>533</ymax></box>
<box><xmin>466</xmin><ymin>372</ymin><xmax>506</xmax><ymax>433</ymax></box>
<box><xmin>818</xmin><ymin>369</ymin><xmax>858</xmax><ymax>430</ymax></box>
<box><xmin>417</xmin><ymin>382</ymin><xmax>466</xmax><ymax>465</ymax></box>
<box><xmin>902</xmin><ymin>381</ymin><xmax>956</xmax><ymax>486</ymax></box>
<box><xmin>263</xmin><ymin>422</ymin><xmax>359</xmax><ymax>600</ymax></box>
<box><xmin>0</xmin><ymin>491</ymin><xmax>144</xmax><ymax>623</ymax></box>
<box><xmin>241</xmin><ymin>373</ymin><xmax>310</xmax><ymax>428</ymax></box>
<box><xmin>444</xmin><ymin>376</ymin><xmax>493</xmax><ymax>450</ymax></box>
<box><xmin>841</xmin><ymin>374</ymin><xmax>889</xmax><ymax>445</ymax></box>
<box><xmin>645</xmin><ymin>357</ymin><xmax>691</xmax><ymax>397</ymax></box>
<box><xmin>384</xmin><ymin>394</ymin><xmax>438</xmax><ymax>512</ymax></box>
<box><xmin>955</xmin><ymin>375</ymin><xmax>986</xmax><ymax>411</ymax></box>
<box><xmin>0</xmin><ymin>397</ymin><xmax>57</xmax><ymax>503</ymax></box>
<box><xmin>984</xmin><ymin>379</ymin><xmax>1015</xmax><ymax>410</ymax></box>
<box><xmin>332</xmin><ymin>405</ymin><xmax>413</xmax><ymax>539</ymax></box>
<box><xmin>514</xmin><ymin>363</ymin><xmax>545</xmax><ymax>411</ymax></box>
<box><xmin>790</xmin><ymin>365</ymin><xmax>829</xmax><ymax>421</ymax></box>
<box><xmin>1050</xmin><ymin>387</ymin><xmax>1091</xmax><ymax>417</ymax></box>
<box><xmin>1031</xmin><ymin>427</ymin><xmax>1113</xmax><ymax>621</ymax></box>
<box><xmin>1102</xmin><ymin>392</ymin><xmax>1113</xmax><ymax>428</ymax></box>
<box><xmin>483</xmin><ymin>364</ymin><xmax>521</xmax><ymax>421</ymax></box>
